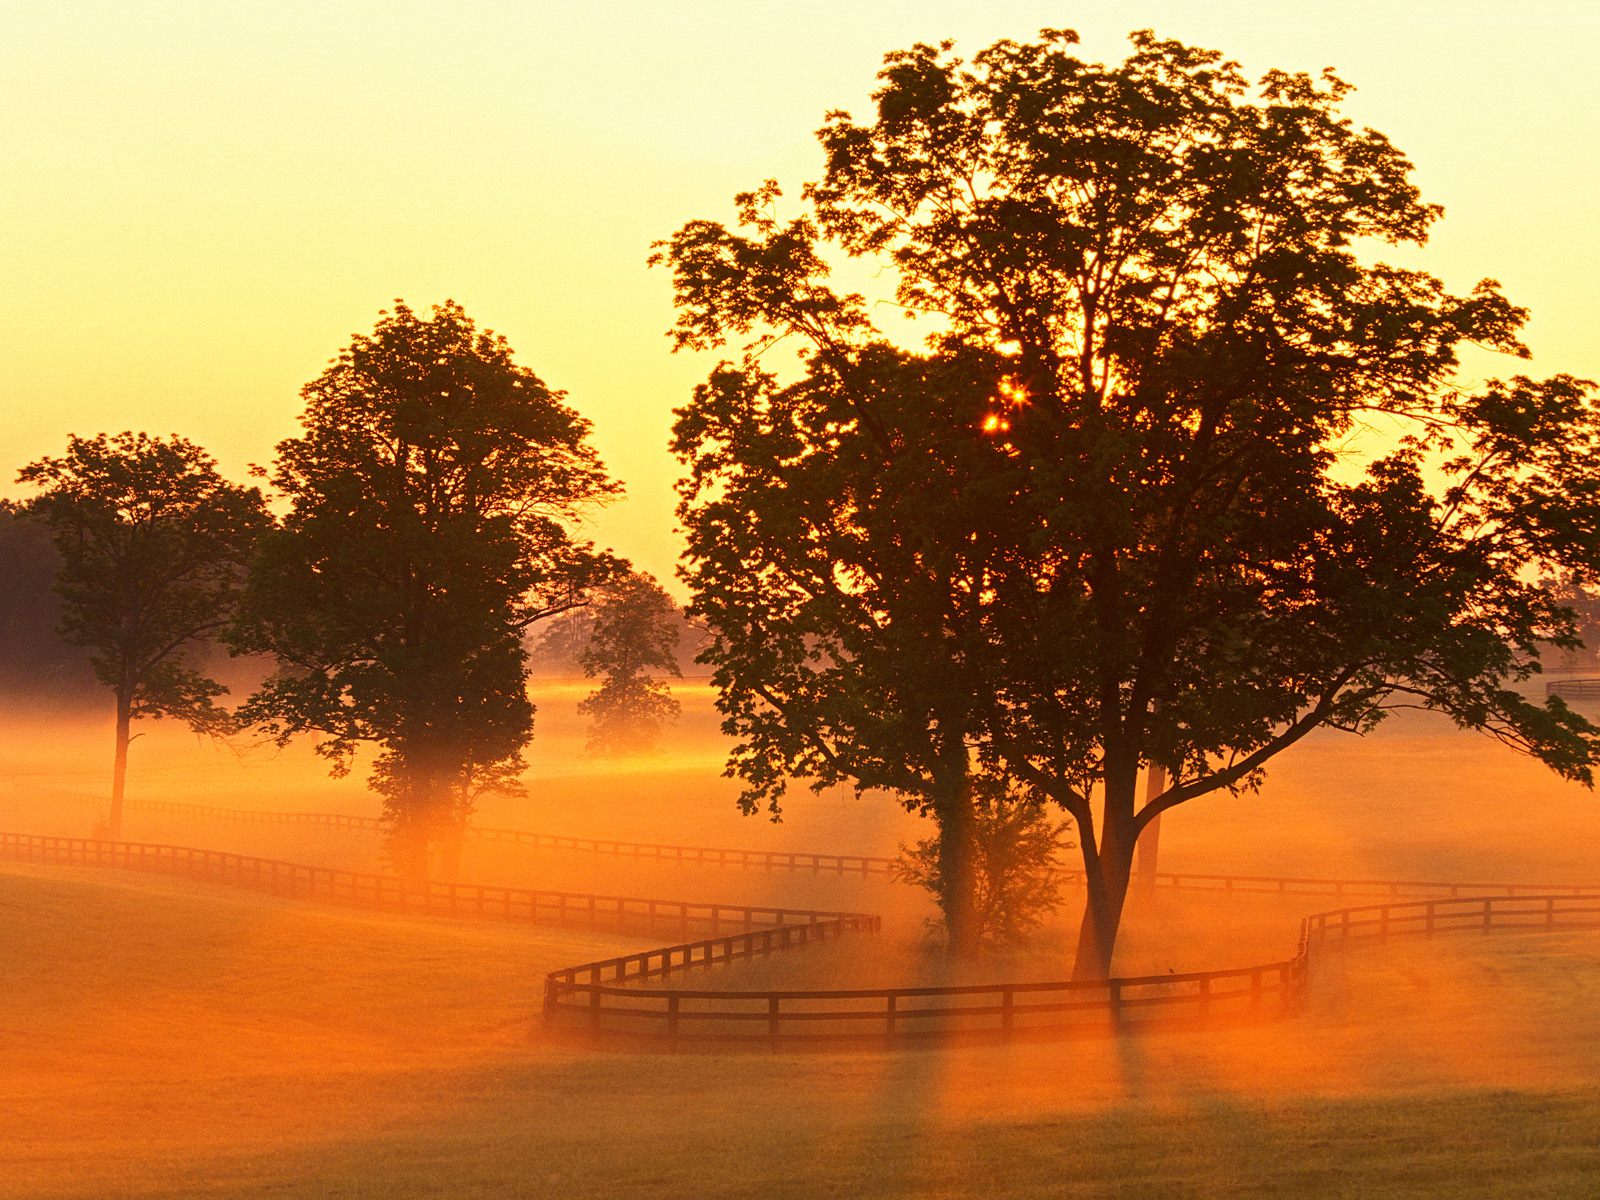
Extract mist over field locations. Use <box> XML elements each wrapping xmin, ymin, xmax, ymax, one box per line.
<box><xmin>6</xmin><ymin>679</ymin><xmax>1600</xmax><ymax>1197</ymax></box>
<box><xmin>9</xmin><ymin>3</ymin><xmax>1600</xmax><ymax>1197</ymax></box>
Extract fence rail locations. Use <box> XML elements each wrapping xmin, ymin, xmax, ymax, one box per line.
<box><xmin>1547</xmin><ymin>678</ymin><xmax>1600</xmax><ymax>700</ymax></box>
<box><xmin>110</xmin><ymin>799</ymin><xmax>1599</xmax><ymax>899</ymax></box>
<box><xmin>123</xmin><ymin>798</ymin><xmax>901</xmax><ymax>876</ymax></box>
<box><xmin>7</xmin><ymin>824</ymin><xmax>1600</xmax><ymax>1050</ymax></box>
<box><xmin>0</xmin><ymin>833</ymin><xmax>866</xmax><ymax>939</ymax></box>
<box><xmin>543</xmin><ymin>891</ymin><xmax>1600</xmax><ymax>1047</ymax></box>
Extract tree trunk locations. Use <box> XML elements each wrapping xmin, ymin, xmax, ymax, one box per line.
<box><xmin>1136</xmin><ymin>764</ymin><xmax>1167</xmax><ymax>894</ymax></box>
<box><xmin>932</xmin><ymin>746</ymin><xmax>981</xmax><ymax>959</ymax></box>
<box><xmin>435</xmin><ymin>816</ymin><xmax>466</xmax><ymax>883</ymax></box>
<box><xmin>388</xmin><ymin>756</ymin><xmax>439</xmax><ymax>886</ymax></box>
<box><xmin>390</xmin><ymin>816</ymin><xmax>432</xmax><ymax>886</ymax></box>
<box><xmin>108</xmin><ymin>689</ymin><xmax>132</xmax><ymax>841</ymax></box>
<box><xmin>1071</xmin><ymin>767</ymin><xmax>1139</xmax><ymax>981</ymax></box>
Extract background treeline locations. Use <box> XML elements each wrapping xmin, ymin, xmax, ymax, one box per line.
<box><xmin>1</xmin><ymin>501</ymin><xmax>709</xmax><ymax>699</ymax></box>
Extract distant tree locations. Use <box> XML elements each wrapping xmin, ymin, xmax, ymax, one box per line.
<box><xmin>532</xmin><ymin>586</ymin><xmax>709</xmax><ymax>680</ymax></box>
<box><xmin>527</xmin><ymin>605</ymin><xmax>598</xmax><ymax>674</ymax></box>
<box><xmin>15</xmin><ymin>434</ymin><xmax>269</xmax><ymax>838</ymax></box>
<box><xmin>895</xmin><ymin>782</ymin><xmax>1075</xmax><ymax>949</ymax></box>
<box><xmin>660</xmin><ymin>29</ymin><xmax>1600</xmax><ymax>979</ymax></box>
<box><xmin>577</xmin><ymin>571</ymin><xmax>684</xmax><ymax>754</ymax></box>
<box><xmin>234</xmin><ymin>301</ymin><xmax>618</xmax><ymax>880</ymax></box>
<box><xmin>1538</xmin><ymin>573</ymin><xmax>1600</xmax><ymax>670</ymax></box>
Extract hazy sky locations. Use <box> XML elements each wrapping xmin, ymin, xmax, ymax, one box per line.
<box><xmin>4</xmin><ymin>1</ymin><xmax>1597</xmax><ymax>591</ymax></box>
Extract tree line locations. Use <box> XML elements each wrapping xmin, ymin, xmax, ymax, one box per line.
<box><xmin>11</xmin><ymin>28</ymin><xmax>1600</xmax><ymax>979</ymax></box>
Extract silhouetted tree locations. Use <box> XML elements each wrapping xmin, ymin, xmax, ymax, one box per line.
<box><xmin>577</xmin><ymin>571</ymin><xmax>683</xmax><ymax>754</ymax></box>
<box><xmin>660</xmin><ymin>29</ymin><xmax>1600</xmax><ymax>978</ymax></box>
<box><xmin>530</xmin><ymin>586</ymin><xmax>707</xmax><ymax>677</ymax></box>
<box><xmin>235</xmin><ymin>301</ymin><xmax>618</xmax><ymax>879</ymax></box>
<box><xmin>15</xmin><ymin>434</ymin><xmax>269</xmax><ymax>838</ymax></box>
<box><xmin>666</xmin><ymin>333</ymin><xmax>1014</xmax><ymax>955</ymax></box>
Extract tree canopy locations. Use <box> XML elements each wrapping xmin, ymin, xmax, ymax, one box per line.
<box><xmin>659</xmin><ymin>29</ymin><xmax>1600</xmax><ymax>974</ymax></box>
<box><xmin>235</xmin><ymin>300</ymin><xmax>619</xmax><ymax>877</ymax></box>
<box><xmin>16</xmin><ymin>433</ymin><xmax>269</xmax><ymax>837</ymax></box>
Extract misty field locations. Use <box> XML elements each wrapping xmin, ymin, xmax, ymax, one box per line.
<box><xmin>5</xmin><ymin>683</ymin><xmax>1600</xmax><ymax>1197</ymax></box>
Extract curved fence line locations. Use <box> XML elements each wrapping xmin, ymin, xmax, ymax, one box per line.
<box><xmin>6</xmin><ymin>827</ymin><xmax>1600</xmax><ymax>1051</ymax></box>
<box><xmin>544</xmin><ymin>890</ymin><xmax>1600</xmax><ymax>1047</ymax></box>
<box><xmin>0</xmin><ymin>833</ymin><xmax>869</xmax><ymax>939</ymax></box>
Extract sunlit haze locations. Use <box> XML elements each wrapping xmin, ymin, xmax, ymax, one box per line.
<box><xmin>5</xmin><ymin>2</ymin><xmax>1599</xmax><ymax>588</ymax></box>
<box><xmin>8</xmin><ymin>6</ymin><xmax>1600</xmax><ymax>1197</ymax></box>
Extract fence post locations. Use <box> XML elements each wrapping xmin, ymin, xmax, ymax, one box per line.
<box><xmin>885</xmin><ymin>993</ymin><xmax>897</xmax><ymax>1040</ymax></box>
<box><xmin>1001</xmin><ymin>987</ymin><xmax>1014</xmax><ymax>1035</ymax></box>
<box><xmin>769</xmin><ymin>996</ymin><xmax>781</xmax><ymax>1043</ymax></box>
<box><xmin>1483</xmin><ymin>898</ymin><xmax>1493</xmax><ymax>931</ymax></box>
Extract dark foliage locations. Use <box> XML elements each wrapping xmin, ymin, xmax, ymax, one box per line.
<box><xmin>16</xmin><ymin>435</ymin><xmax>269</xmax><ymax>836</ymax></box>
<box><xmin>234</xmin><ymin>301</ymin><xmax>619</xmax><ymax>878</ymax></box>
<box><xmin>659</xmin><ymin>29</ymin><xmax>1600</xmax><ymax>977</ymax></box>
<box><xmin>895</xmin><ymin>783</ymin><xmax>1075</xmax><ymax>948</ymax></box>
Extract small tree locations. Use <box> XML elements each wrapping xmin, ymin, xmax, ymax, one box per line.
<box><xmin>577</xmin><ymin>571</ymin><xmax>683</xmax><ymax>754</ymax></box>
<box><xmin>235</xmin><ymin>301</ymin><xmax>618</xmax><ymax>879</ymax></box>
<box><xmin>16</xmin><ymin>434</ymin><xmax>269</xmax><ymax>838</ymax></box>
<box><xmin>895</xmin><ymin>783</ymin><xmax>1074</xmax><ymax>949</ymax></box>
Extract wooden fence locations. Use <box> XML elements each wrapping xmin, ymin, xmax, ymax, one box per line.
<box><xmin>124</xmin><ymin>798</ymin><xmax>900</xmax><ymax>876</ymax></box>
<box><xmin>0</xmin><ymin>833</ymin><xmax>865</xmax><ymax>939</ymax></box>
<box><xmin>8</xmin><ymin>825</ymin><xmax>1600</xmax><ymax>1050</ymax></box>
<box><xmin>1547</xmin><ymin>678</ymin><xmax>1600</xmax><ymax>700</ymax></box>
<box><xmin>542</xmin><ymin>890</ymin><xmax>1600</xmax><ymax>1047</ymax></box>
<box><xmin>111</xmin><ymin>799</ymin><xmax>1597</xmax><ymax>898</ymax></box>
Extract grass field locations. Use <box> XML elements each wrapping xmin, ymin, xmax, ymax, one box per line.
<box><xmin>4</xmin><ymin>865</ymin><xmax>1600</xmax><ymax>1197</ymax></box>
<box><xmin>6</xmin><ymin>689</ymin><xmax>1600</xmax><ymax>1196</ymax></box>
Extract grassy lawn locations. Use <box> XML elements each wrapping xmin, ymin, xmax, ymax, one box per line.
<box><xmin>5</xmin><ymin>864</ymin><xmax>1600</xmax><ymax>1198</ymax></box>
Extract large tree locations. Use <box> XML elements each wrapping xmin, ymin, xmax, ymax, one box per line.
<box><xmin>235</xmin><ymin>301</ymin><xmax>618</xmax><ymax>879</ymax></box>
<box><xmin>667</xmin><ymin>312</ymin><xmax>1024</xmax><ymax>954</ymax></box>
<box><xmin>662</xmin><ymin>29</ymin><xmax>1600</xmax><ymax>977</ymax></box>
<box><xmin>16</xmin><ymin>434</ymin><xmax>269</xmax><ymax>838</ymax></box>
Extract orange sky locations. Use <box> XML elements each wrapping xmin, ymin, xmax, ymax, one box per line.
<box><xmin>4</xmin><ymin>1</ymin><xmax>1598</xmax><ymax>592</ymax></box>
